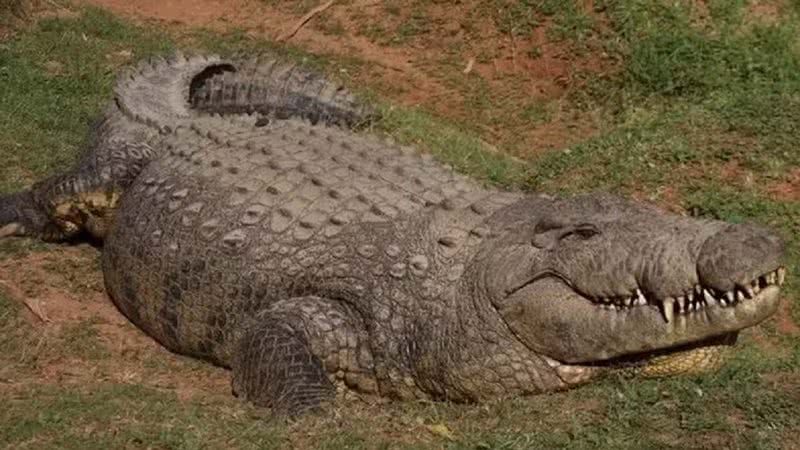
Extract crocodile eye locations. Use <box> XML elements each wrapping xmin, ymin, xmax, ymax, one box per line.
<box><xmin>559</xmin><ymin>225</ymin><xmax>599</xmax><ymax>242</ymax></box>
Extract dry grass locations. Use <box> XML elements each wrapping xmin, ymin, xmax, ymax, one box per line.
<box><xmin>0</xmin><ymin>0</ymin><xmax>39</xmax><ymax>38</ymax></box>
<box><xmin>1</xmin><ymin>0</ymin><xmax>35</xmax><ymax>19</ymax></box>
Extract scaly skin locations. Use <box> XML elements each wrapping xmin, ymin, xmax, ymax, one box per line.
<box><xmin>103</xmin><ymin>113</ymin><xmax>785</xmax><ymax>415</ymax></box>
<box><xmin>189</xmin><ymin>56</ymin><xmax>378</xmax><ymax>127</ymax></box>
<box><xmin>1</xmin><ymin>56</ymin><xmax>788</xmax><ymax>416</ymax></box>
<box><xmin>0</xmin><ymin>53</ymin><xmax>375</xmax><ymax>241</ymax></box>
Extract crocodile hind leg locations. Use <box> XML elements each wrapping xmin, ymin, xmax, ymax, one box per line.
<box><xmin>232</xmin><ymin>296</ymin><xmax>374</xmax><ymax>416</ymax></box>
<box><xmin>0</xmin><ymin>153</ymin><xmax>140</xmax><ymax>242</ymax></box>
<box><xmin>0</xmin><ymin>172</ymin><xmax>117</xmax><ymax>242</ymax></box>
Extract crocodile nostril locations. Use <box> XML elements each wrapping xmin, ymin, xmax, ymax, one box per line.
<box><xmin>697</xmin><ymin>223</ymin><xmax>786</xmax><ymax>292</ymax></box>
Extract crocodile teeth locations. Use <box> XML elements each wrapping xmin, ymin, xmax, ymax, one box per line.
<box><xmin>661</xmin><ymin>298</ymin><xmax>675</xmax><ymax>323</ymax></box>
<box><xmin>676</xmin><ymin>296</ymin><xmax>686</xmax><ymax>312</ymax></box>
<box><xmin>593</xmin><ymin>267</ymin><xmax>784</xmax><ymax>315</ymax></box>
<box><xmin>725</xmin><ymin>291</ymin><xmax>735</xmax><ymax>304</ymax></box>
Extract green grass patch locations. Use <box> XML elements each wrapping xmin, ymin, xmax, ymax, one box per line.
<box><xmin>531</xmin><ymin>0</ymin><xmax>800</xmax><ymax>196</ymax></box>
<box><xmin>0</xmin><ymin>7</ymin><xmax>172</xmax><ymax>192</ymax></box>
<box><xmin>485</xmin><ymin>0</ymin><xmax>596</xmax><ymax>42</ymax></box>
<box><xmin>1</xmin><ymin>384</ymin><xmax>287</xmax><ymax>449</ymax></box>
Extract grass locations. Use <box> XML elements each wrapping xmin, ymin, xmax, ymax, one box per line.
<box><xmin>485</xmin><ymin>0</ymin><xmax>596</xmax><ymax>42</ymax></box>
<box><xmin>2</xmin><ymin>382</ymin><xmax>287</xmax><ymax>449</ymax></box>
<box><xmin>0</xmin><ymin>7</ymin><xmax>172</xmax><ymax>193</ymax></box>
<box><xmin>0</xmin><ymin>1</ymin><xmax>798</xmax><ymax>449</ymax></box>
<box><xmin>529</xmin><ymin>0</ymin><xmax>800</xmax><ymax>193</ymax></box>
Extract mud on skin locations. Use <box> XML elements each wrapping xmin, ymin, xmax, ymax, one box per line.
<box><xmin>0</xmin><ymin>53</ymin><xmax>787</xmax><ymax>416</ymax></box>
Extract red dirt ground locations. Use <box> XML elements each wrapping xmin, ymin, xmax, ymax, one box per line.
<box><xmin>0</xmin><ymin>246</ymin><xmax>230</xmax><ymax>400</ymax></box>
<box><xmin>767</xmin><ymin>168</ymin><xmax>800</xmax><ymax>203</ymax></box>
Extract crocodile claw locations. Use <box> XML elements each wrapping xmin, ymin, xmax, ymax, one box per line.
<box><xmin>0</xmin><ymin>222</ymin><xmax>25</xmax><ymax>238</ymax></box>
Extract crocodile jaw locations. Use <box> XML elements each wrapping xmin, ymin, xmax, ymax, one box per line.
<box><xmin>499</xmin><ymin>274</ymin><xmax>782</xmax><ymax>366</ymax></box>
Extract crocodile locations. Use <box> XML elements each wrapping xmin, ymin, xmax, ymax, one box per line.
<box><xmin>0</xmin><ymin>53</ymin><xmax>787</xmax><ymax>416</ymax></box>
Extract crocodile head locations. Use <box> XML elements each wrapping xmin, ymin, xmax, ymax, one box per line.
<box><xmin>481</xmin><ymin>193</ymin><xmax>786</xmax><ymax>382</ymax></box>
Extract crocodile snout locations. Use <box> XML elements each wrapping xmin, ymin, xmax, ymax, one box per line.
<box><xmin>697</xmin><ymin>223</ymin><xmax>786</xmax><ymax>293</ymax></box>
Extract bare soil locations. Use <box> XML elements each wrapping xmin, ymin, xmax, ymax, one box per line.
<box><xmin>768</xmin><ymin>168</ymin><xmax>800</xmax><ymax>203</ymax></box>
<box><xmin>747</xmin><ymin>0</ymin><xmax>785</xmax><ymax>25</ymax></box>
<box><xmin>0</xmin><ymin>246</ymin><xmax>230</xmax><ymax>400</ymax></box>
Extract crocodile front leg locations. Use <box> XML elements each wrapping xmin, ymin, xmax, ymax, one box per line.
<box><xmin>232</xmin><ymin>296</ymin><xmax>374</xmax><ymax>416</ymax></box>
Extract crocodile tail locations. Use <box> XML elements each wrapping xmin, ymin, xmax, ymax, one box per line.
<box><xmin>115</xmin><ymin>52</ymin><xmax>378</xmax><ymax>131</ymax></box>
<box><xmin>113</xmin><ymin>52</ymin><xmax>233</xmax><ymax>132</ymax></box>
<box><xmin>188</xmin><ymin>57</ymin><xmax>379</xmax><ymax>128</ymax></box>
